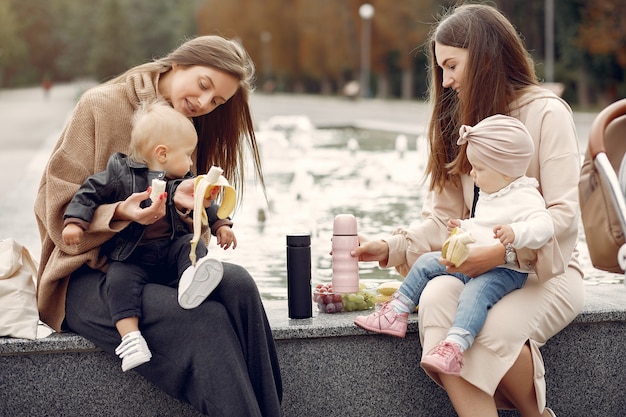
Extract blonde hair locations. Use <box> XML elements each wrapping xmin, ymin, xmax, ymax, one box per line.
<box><xmin>107</xmin><ymin>35</ymin><xmax>263</xmax><ymax>206</ymax></box>
<box><xmin>128</xmin><ymin>99</ymin><xmax>197</xmax><ymax>165</ymax></box>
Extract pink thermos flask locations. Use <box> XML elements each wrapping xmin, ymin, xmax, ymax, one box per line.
<box><xmin>331</xmin><ymin>214</ymin><xmax>359</xmax><ymax>293</ymax></box>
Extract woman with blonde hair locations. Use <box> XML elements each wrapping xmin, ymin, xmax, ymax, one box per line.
<box><xmin>35</xmin><ymin>35</ymin><xmax>281</xmax><ymax>416</ymax></box>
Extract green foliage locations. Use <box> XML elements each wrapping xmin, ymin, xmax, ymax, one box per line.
<box><xmin>0</xmin><ymin>0</ymin><xmax>200</xmax><ymax>87</ymax></box>
<box><xmin>0</xmin><ymin>0</ymin><xmax>624</xmax><ymax>107</ymax></box>
<box><xmin>0</xmin><ymin>0</ymin><xmax>28</xmax><ymax>85</ymax></box>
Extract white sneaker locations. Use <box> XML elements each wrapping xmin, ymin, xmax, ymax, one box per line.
<box><xmin>115</xmin><ymin>331</ymin><xmax>152</xmax><ymax>372</ymax></box>
<box><xmin>178</xmin><ymin>256</ymin><xmax>224</xmax><ymax>309</ymax></box>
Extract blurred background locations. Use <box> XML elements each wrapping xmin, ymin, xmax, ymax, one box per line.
<box><xmin>1</xmin><ymin>0</ymin><xmax>623</xmax><ymax>297</ymax></box>
<box><xmin>0</xmin><ymin>0</ymin><xmax>624</xmax><ymax>109</ymax></box>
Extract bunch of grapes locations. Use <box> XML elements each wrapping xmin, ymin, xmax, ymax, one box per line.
<box><xmin>313</xmin><ymin>283</ymin><xmax>376</xmax><ymax>314</ymax></box>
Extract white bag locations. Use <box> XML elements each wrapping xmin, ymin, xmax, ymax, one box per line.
<box><xmin>0</xmin><ymin>238</ymin><xmax>40</xmax><ymax>339</ymax></box>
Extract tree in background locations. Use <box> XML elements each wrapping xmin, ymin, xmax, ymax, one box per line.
<box><xmin>197</xmin><ymin>0</ymin><xmax>357</xmax><ymax>95</ymax></box>
<box><xmin>197</xmin><ymin>0</ymin><xmax>435</xmax><ymax>99</ymax></box>
<box><xmin>1</xmin><ymin>0</ymin><xmax>199</xmax><ymax>86</ymax></box>
<box><xmin>3</xmin><ymin>0</ymin><xmax>60</xmax><ymax>86</ymax></box>
<box><xmin>576</xmin><ymin>0</ymin><xmax>626</xmax><ymax>104</ymax></box>
<box><xmin>0</xmin><ymin>0</ymin><xmax>625</xmax><ymax>108</ymax></box>
<box><xmin>365</xmin><ymin>0</ymin><xmax>436</xmax><ymax>99</ymax></box>
<box><xmin>0</xmin><ymin>0</ymin><xmax>28</xmax><ymax>86</ymax></box>
<box><xmin>88</xmin><ymin>0</ymin><xmax>133</xmax><ymax>82</ymax></box>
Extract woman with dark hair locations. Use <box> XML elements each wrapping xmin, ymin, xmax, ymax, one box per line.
<box><xmin>354</xmin><ymin>4</ymin><xmax>582</xmax><ymax>416</ymax></box>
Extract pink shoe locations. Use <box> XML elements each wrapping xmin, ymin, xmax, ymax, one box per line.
<box><xmin>420</xmin><ymin>340</ymin><xmax>464</xmax><ymax>376</ymax></box>
<box><xmin>354</xmin><ymin>302</ymin><xmax>408</xmax><ymax>338</ymax></box>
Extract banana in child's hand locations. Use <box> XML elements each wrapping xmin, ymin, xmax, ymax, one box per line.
<box><xmin>188</xmin><ymin>166</ymin><xmax>236</xmax><ymax>265</ymax></box>
<box><xmin>441</xmin><ymin>227</ymin><xmax>476</xmax><ymax>267</ymax></box>
<box><xmin>149</xmin><ymin>178</ymin><xmax>166</xmax><ymax>202</ymax></box>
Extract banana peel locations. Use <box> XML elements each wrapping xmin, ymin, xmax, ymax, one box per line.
<box><xmin>189</xmin><ymin>166</ymin><xmax>236</xmax><ymax>265</ymax></box>
<box><xmin>441</xmin><ymin>227</ymin><xmax>476</xmax><ymax>267</ymax></box>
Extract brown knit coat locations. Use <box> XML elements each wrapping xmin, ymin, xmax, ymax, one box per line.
<box><xmin>34</xmin><ymin>72</ymin><xmax>198</xmax><ymax>331</ymax></box>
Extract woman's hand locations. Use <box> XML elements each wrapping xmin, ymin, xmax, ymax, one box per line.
<box><xmin>441</xmin><ymin>244</ymin><xmax>505</xmax><ymax>277</ymax></box>
<box><xmin>114</xmin><ymin>188</ymin><xmax>166</xmax><ymax>225</ymax></box>
<box><xmin>173</xmin><ymin>179</ymin><xmax>195</xmax><ymax>212</ymax></box>
<box><xmin>351</xmin><ymin>234</ymin><xmax>390</xmax><ymax>264</ymax></box>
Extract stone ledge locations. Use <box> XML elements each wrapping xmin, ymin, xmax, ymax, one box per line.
<box><xmin>1</xmin><ymin>284</ymin><xmax>625</xmax><ymax>417</ymax></box>
<box><xmin>263</xmin><ymin>282</ymin><xmax>626</xmax><ymax>337</ymax></box>
<box><xmin>2</xmin><ymin>283</ymin><xmax>623</xmax><ymax>352</ymax></box>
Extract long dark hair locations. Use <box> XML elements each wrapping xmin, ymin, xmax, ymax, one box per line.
<box><xmin>425</xmin><ymin>3</ymin><xmax>537</xmax><ymax>190</ymax></box>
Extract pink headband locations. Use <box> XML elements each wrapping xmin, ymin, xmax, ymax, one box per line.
<box><xmin>457</xmin><ymin>114</ymin><xmax>534</xmax><ymax>177</ymax></box>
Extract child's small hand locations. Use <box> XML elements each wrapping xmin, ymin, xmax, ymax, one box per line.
<box><xmin>493</xmin><ymin>224</ymin><xmax>515</xmax><ymax>245</ymax></box>
<box><xmin>216</xmin><ymin>226</ymin><xmax>237</xmax><ymax>250</ymax></box>
<box><xmin>209</xmin><ymin>186</ymin><xmax>220</xmax><ymax>200</ymax></box>
<box><xmin>447</xmin><ymin>218</ymin><xmax>461</xmax><ymax>233</ymax></box>
<box><xmin>62</xmin><ymin>224</ymin><xmax>84</xmax><ymax>246</ymax></box>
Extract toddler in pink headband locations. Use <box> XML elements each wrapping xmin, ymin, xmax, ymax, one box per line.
<box><xmin>458</xmin><ymin>114</ymin><xmax>534</xmax><ymax>179</ymax></box>
<box><xmin>355</xmin><ymin>113</ymin><xmax>559</xmax><ymax>378</ymax></box>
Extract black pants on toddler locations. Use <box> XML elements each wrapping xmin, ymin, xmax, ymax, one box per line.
<box><xmin>105</xmin><ymin>233</ymin><xmax>207</xmax><ymax>323</ymax></box>
<box><xmin>64</xmin><ymin>261</ymin><xmax>283</xmax><ymax>416</ymax></box>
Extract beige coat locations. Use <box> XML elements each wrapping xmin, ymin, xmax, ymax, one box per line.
<box><xmin>383</xmin><ymin>86</ymin><xmax>585</xmax><ymax>410</ymax></box>
<box><xmin>34</xmin><ymin>72</ymin><xmax>201</xmax><ymax>332</ymax></box>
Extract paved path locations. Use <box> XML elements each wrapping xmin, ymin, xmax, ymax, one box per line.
<box><xmin>0</xmin><ymin>82</ymin><xmax>597</xmax><ymax>262</ymax></box>
<box><xmin>0</xmin><ymin>84</ymin><xmax>82</xmax><ymax>257</ymax></box>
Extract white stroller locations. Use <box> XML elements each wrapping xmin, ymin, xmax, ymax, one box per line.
<box><xmin>579</xmin><ymin>98</ymin><xmax>626</xmax><ymax>274</ymax></box>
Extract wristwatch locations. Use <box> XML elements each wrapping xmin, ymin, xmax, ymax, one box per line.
<box><xmin>504</xmin><ymin>244</ymin><xmax>517</xmax><ymax>264</ymax></box>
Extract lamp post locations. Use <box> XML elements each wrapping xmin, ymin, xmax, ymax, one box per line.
<box><xmin>359</xmin><ymin>3</ymin><xmax>374</xmax><ymax>98</ymax></box>
<box><xmin>544</xmin><ymin>0</ymin><xmax>554</xmax><ymax>83</ymax></box>
<box><xmin>260</xmin><ymin>31</ymin><xmax>272</xmax><ymax>81</ymax></box>
<box><xmin>260</xmin><ymin>31</ymin><xmax>275</xmax><ymax>93</ymax></box>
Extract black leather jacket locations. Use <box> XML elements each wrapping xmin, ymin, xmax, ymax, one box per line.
<box><xmin>63</xmin><ymin>152</ymin><xmax>230</xmax><ymax>261</ymax></box>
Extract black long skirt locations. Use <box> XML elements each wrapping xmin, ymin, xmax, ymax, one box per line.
<box><xmin>64</xmin><ymin>262</ymin><xmax>283</xmax><ymax>416</ymax></box>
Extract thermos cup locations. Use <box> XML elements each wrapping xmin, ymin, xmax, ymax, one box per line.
<box><xmin>331</xmin><ymin>214</ymin><xmax>359</xmax><ymax>293</ymax></box>
<box><xmin>286</xmin><ymin>233</ymin><xmax>313</xmax><ymax>319</ymax></box>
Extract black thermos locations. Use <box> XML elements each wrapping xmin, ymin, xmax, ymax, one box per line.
<box><xmin>286</xmin><ymin>234</ymin><xmax>313</xmax><ymax>319</ymax></box>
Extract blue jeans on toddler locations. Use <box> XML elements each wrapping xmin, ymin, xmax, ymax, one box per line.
<box><xmin>398</xmin><ymin>251</ymin><xmax>528</xmax><ymax>349</ymax></box>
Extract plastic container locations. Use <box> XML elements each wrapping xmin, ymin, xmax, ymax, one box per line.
<box><xmin>313</xmin><ymin>283</ymin><xmax>375</xmax><ymax>314</ymax></box>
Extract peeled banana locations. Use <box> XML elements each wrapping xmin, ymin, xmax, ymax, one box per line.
<box><xmin>376</xmin><ymin>280</ymin><xmax>402</xmax><ymax>296</ymax></box>
<box><xmin>374</xmin><ymin>280</ymin><xmax>402</xmax><ymax>304</ymax></box>
<box><xmin>441</xmin><ymin>227</ymin><xmax>476</xmax><ymax>267</ymax></box>
<box><xmin>189</xmin><ymin>166</ymin><xmax>236</xmax><ymax>265</ymax></box>
<box><xmin>149</xmin><ymin>178</ymin><xmax>166</xmax><ymax>202</ymax></box>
